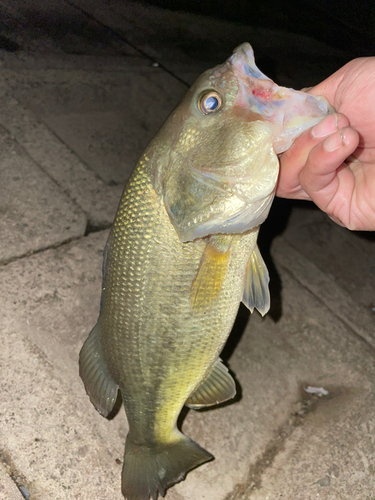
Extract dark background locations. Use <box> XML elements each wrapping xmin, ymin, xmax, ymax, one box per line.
<box><xmin>141</xmin><ymin>0</ymin><xmax>375</xmax><ymax>56</ymax></box>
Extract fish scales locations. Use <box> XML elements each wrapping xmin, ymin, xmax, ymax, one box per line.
<box><xmin>79</xmin><ymin>42</ymin><xmax>333</xmax><ymax>499</ymax></box>
<box><xmin>101</xmin><ymin>159</ymin><xmax>256</xmax><ymax>442</ymax></box>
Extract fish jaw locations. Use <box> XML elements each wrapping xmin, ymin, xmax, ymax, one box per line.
<box><xmin>230</xmin><ymin>43</ymin><xmax>334</xmax><ymax>153</ymax></box>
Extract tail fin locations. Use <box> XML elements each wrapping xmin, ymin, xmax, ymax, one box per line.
<box><xmin>121</xmin><ymin>432</ymin><xmax>213</xmax><ymax>500</ymax></box>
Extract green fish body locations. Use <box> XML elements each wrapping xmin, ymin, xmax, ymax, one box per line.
<box><xmin>79</xmin><ymin>43</ymin><xmax>333</xmax><ymax>499</ymax></box>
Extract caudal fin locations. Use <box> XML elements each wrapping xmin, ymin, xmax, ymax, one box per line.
<box><xmin>121</xmin><ymin>433</ymin><xmax>213</xmax><ymax>500</ymax></box>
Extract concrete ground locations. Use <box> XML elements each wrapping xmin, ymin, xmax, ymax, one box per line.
<box><xmin>0</xmin><ymin>1</ymin><xmax>374</xmax><ymax>499</ymax></box>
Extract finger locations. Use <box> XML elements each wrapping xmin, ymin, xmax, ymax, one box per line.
<box><xmin>277</xmin><ymin>113</ymin><xmax>349</xmax><ymax>198</ymax></box>
<box><xmin>299</xmin><ymin>126</ymin><xmax>359</xmax><ymax>204</ymax></box>
<box><xmin>285</xmin><ymin>113</ymin><xmax>350</xmax><ymax>169</ymax></box>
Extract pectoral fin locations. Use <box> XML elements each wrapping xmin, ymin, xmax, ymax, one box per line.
<box><xmin>190</xmin><ymin>236</ymin><xmax>231</xmax><ymax>310</ymax></box>
<box><xmin>242</xmin><ymin>245</ymin><xmax>270</xmax><ymax>316</ymax></box>
<box><xmin>79</xmin><ymin>322</ymin><xmax>119</xmax><ymax>417</ymax></box>
<box><xmin>185</xmin><ymin>358</ymin><xmax>236</xmax><ymax>409</ymax></box>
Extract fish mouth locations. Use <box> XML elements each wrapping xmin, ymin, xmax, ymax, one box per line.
<box><xmin>230</xmin><ymin>43</ymin><xmax>334</xmax><ymax>153</ymax></box>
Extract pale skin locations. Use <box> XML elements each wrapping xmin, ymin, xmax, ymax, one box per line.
<box><xmin>278</xmin><ymin>57</ymin><xmax>375</xmax><ymax>231</ymax></box>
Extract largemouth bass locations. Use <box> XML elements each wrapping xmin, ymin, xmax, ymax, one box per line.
<box><xmin>79</xmin><ymin>43</ymin><xmax>333</xmax><ymax>500</ymax></box>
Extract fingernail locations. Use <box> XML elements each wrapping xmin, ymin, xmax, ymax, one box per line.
<box><xmin>323</xmin><ymin>131</ymin><xmax>343</xmax><ymax>152</ymax></box>
<box><xmin>311</xmin><ymin>114</ymin><xmax>337</xmax><ymax>138</ymax></box>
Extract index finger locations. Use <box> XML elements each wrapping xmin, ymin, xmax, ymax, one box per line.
<box><xmin>277</xmin><ymin>113</ymin><xmax>349</xmax><ymax>199</ymax></box>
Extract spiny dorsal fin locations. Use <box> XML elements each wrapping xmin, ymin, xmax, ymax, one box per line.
<box><xmin>190</xmin><ymin>236</ymin><xmax>231</xmax><ymax>310</ymax></box>
<box><xmin>242</xmin><ymin>245</ymin><xmax>270</xmax><ymax>316</ymax></box>
<box><xmin>185</xmin><ymin>358</ymin><xmax>236</xmax><ymax>409</ymax></box>
<box><xmin>79</xmin><ymin>322</ymin><xmax>119</xmax><ymax>417</ymax></box>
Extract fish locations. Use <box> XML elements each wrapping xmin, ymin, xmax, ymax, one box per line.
<box><xmin>79</xmin><ymin>42</ymin><xmax>333</xmax><ymax>500</ymax></box>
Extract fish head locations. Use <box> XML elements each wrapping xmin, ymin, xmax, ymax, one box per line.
<box><xmin>155</xmin><ymin>42</ymin><xmax>333</xmax><ymax>242</ymax></box>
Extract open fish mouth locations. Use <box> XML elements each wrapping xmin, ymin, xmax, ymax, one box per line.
<box><xmin>230</xmin><ymin>42</ymin><xmax>334</xmax><ymax>153</ymax></box>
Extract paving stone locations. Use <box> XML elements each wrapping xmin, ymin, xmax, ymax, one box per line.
<box><xmin>0</xmin><ymin>54</ymin><xmax>186</xmax><ymax>226</ymax></box>
<box><xmin>35</xmin><ymin>66</ymin><xmax>185</xmax><ymax>185</ymax></box>
<box><xmin>0</xmin><ymin>125</ymin><xmax>86</xmax><ymax>263</ymax></box>
<box><xmin>70</xmin><ymin>0</ymin><xmax>354</xmax><ymax>86</ymax></box>
<box><xmin>231</xmin><ymin>238</ymin><xmax>375</xmax><ymax>499</ymax></box>
<box><xmin>243</xmin><ymin>389</ymin><xmax>375</xmax><ymax>500</ymax></box>
<box><xmin>0</xmin><ymin>0</ymin><xmax>138</xmax><ymax>56</ymax></box>
<box><xmin>0</xmin><ymin>51</ymin><xmax>146</xmax><ymax>71</ymax></box>
<box><xmin>0</xmin><ymin>87</ymin><xmax>122</xmax><ymax>228</ymax></box>
<box><xmin>0</xmin><ymin>231</ymin><xmax>123</xmax><ymax>499</ymax></box>
<box><xmin>273</xmin><ymin>236</ymin><xmax>375</xmax><ymax>348</ymax></box>
<box><xmin>223</xmin><ymin>239</ymin><xmax>375</xmax><ymax>500</ymax></box>
<box><xmin>281</xmin><ymin>202</ymin><xmax>375</xmax><ymax>311</ymax></box>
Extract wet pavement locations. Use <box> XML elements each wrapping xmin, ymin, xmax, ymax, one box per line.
<box><xmin>0</xmin><ymin>1</ymin><xmax>374</xmax><ymax>499</ymax></box>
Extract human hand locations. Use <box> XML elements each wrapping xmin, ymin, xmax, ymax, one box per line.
<box><xmin>277</xmin><ymin>57</ymin><xmax>375</xmax><ymax>231</ymax></box>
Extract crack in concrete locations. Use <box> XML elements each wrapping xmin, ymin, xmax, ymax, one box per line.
<box><xmin>0</xmin><ymin>225</ymin><xmax>110</xmax><ymax>266</ymax></box>
<box><xmin>0</xmin><ymin>235</ymin><xmax>82</xmax><ymax>266</ymax></box>
<box><xmin>0</xmin><ymin>234</ymin><xmax>78</xmax><ymax>266</ymax></box>
<box><xmin>0</xmin><ymin>448</ymin><xmax>30</xmax><ymax>498</ymax></box>
<box><xmin>224</xmin><ymin>386</ymin><xmax>339</xmax><ymax>500</ymax></box>
<box><xmin>84</xmin><ymin>221</ymin><xmax>112</xmax><ymax>236</ymax></box>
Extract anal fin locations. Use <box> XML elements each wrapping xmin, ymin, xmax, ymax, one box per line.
<box><xmin>242</xmin><ymin>245</ymin><xmax>270</xmax><ymax>316</ymax></box>
<box><xmin>79</xmin><ymin>322</ymin><xmax>119</xmax><ymax>417</ymax></box>
<box><xmin>185</xmin><ymin>358</ymin><xmax>236</xmax><ymax>409</ymax></box>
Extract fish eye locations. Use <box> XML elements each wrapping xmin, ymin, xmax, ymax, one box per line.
<box><xmin>198</xmin><ymin>91</ymin><xmax>223</xmax><ymax>115</ymax></box>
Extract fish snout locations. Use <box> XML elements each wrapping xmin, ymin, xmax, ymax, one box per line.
<box><xmin>230</xmin><ymin>43</ymin><xmax>334</xmax><ymax>154</ymax></box>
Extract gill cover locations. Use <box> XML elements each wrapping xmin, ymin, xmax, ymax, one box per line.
<box><xmin>163</xmin><ymin>119</ymin><xmax>278</xmax><ymax>242</ymax></box>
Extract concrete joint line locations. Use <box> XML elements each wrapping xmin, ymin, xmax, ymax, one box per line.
<box><xmin>224</xmin><ymin>389</ymin><xmax>335</xmax><ymax>500</ymax></box>
<box><xmin>0</xmin><ymin>115</ymin><xmax>87</xmax><ymax>220</ymax></box>
<box><xmin>0</xmin><ymin>449</ymin><xmax>30</xmax><ymax>499</ymax></box>
<box><xmin>0</xmin><ymin>234</ymin><xmax>83</xmax><ymax>266</ymax></box>
<box><xmin>0</xmin><ymin>88</ymin><xmax>120</xmax><ymax>227</ymax></box>
<box><xmin>273</xmin><ymin>237</ymin><xmax>375</xmax><ymax>351</ymax></box>
<box><xmin>62</xmin><ymin>0</ymin><xmax>190</xmax><ymax>87</ymax></box>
